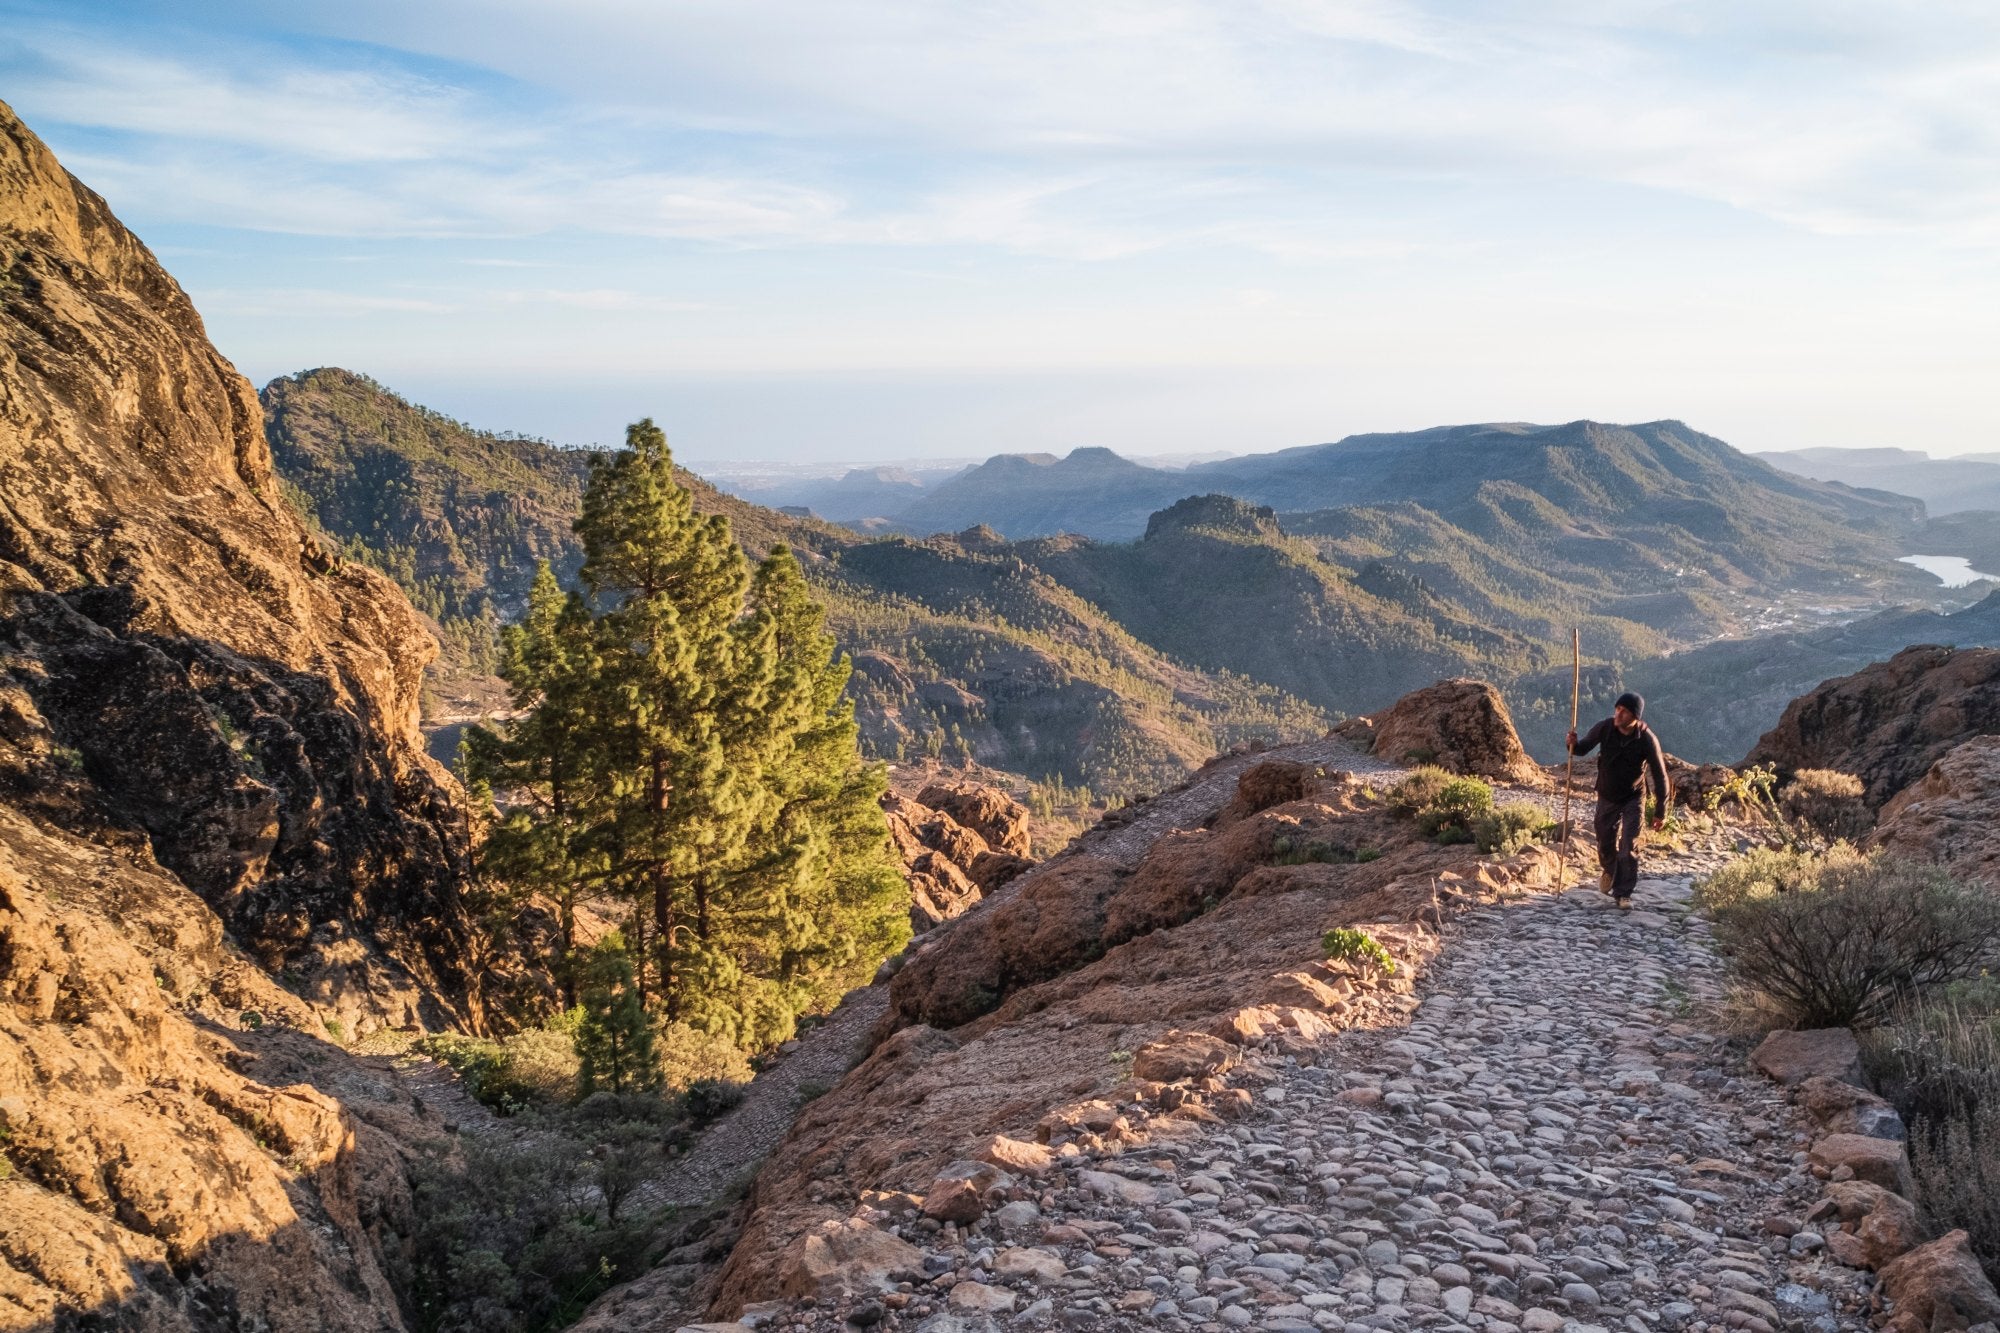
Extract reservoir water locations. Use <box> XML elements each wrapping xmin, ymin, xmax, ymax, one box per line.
<box><xmin>1899</xmin><ymin>554</ymin><xmax>2000</xmax><ymax>587</ymax></box>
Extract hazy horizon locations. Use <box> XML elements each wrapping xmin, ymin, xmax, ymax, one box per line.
<box><xmin>6</xmin><ymin>2</ymin><xmax>1998</xmax><ymax>462</ymax></box>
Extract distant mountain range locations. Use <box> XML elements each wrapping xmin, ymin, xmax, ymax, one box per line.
<box><xmin>268</xmin><ymin>371</ymin><xmax>1977</xmax><ymax>784</ymax></box>
<box><xmin>1756</xmin><ymin>446</ymin><xmax>2000</xmax><ymax>518</ymax></box>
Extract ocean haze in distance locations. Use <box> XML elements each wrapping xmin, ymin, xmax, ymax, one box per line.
<box><xmin>5</xmin><ymin>2</ymin><xmax>1999</xmax><ymax>461</ymax></box>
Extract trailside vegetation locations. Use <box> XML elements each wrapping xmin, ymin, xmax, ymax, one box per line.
<box><xmin>467</xmin><ymin>420</ymin><xmax>912</xmax><ymax>1073</ymax></box>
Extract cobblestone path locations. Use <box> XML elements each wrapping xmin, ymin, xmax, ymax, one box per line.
<box><xmin>822</xmin><ymin>850</ymin><xmax>1876</xmax><ymax>1333</ymax></box>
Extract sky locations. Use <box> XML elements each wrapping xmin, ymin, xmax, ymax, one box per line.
<box><xmin>3</xmin><ymin>1</ymin><xmax>1998</xmax><ymax>463</ymax></box>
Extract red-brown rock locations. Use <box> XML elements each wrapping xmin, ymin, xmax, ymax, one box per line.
<box><xmin>918</xmin><ymin>780</ymin><xmax>1033</xmax><ymax>857</ymax></box>
<box><xmin>1130</xmin><ymin>1031</ymin><xmax>1239</xmax><ymax>1084</ymax></box>
<box><xmin>1344</xmin><ymin>679</ymin><xmax>1542</xmax><ymax>783</ymax></box>
<box><xmin>1218</xmin><ymin>761</ymin><xmax>1315</xmax><ymax>824</ymax></box>
<box><xmin>1873</xmin><ymin>734</ymin><xmax>2000</xmax><ymax>886</ymax></box>
<box><xmin>1819</xmin><ymin>1182</ymin><xmax>1921</xmax><ymax>1271</ymax></box>
<box><xmin>1810</xmin><ymin>1133</ymin><xmax>1914</xmax><ymax>1195</ymax></box>
<box><xmin>1797</xmin><ymin>1074</ymin><xmax>1906</xmax><ymax>1141</ymax></box>
<box><xmin>1744</xmin><ymin>644</ymin><xmax>2000</xmax><ymax>807</ymax></box>
<box><xmin>1752</xmin><ymin>1028</ymin><xmax>1864</xmax><ymax>1087</ymax></box>
<box><xmin>1877</xmin><ymin>1230</ymin><xmax>2000</xmax><ymax>1331</ymax></box>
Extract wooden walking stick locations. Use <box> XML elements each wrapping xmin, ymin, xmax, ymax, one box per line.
<box><xmin>1558</xmin><ymin>628</ymin><xmax>1580</xmax><ymax>893</ymax></box>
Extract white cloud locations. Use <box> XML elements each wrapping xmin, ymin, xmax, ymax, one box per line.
<box><xmin>15</xmin><ymin>2</ymin><xmax>2000</xmax><ymax>249</ymax></box>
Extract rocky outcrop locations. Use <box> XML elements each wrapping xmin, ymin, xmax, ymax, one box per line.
<box><xmin>881</xmin><ymin>784</ymin><xmax>1035</xmax><ymax>930</ymax></box>
<box><xmin>1743</xmin><ymin>644</ymin><xmax>2000</xmax><ymax>807</ymax></box>
<box><xmin>0</xmin><ymin>803</ymin><xmax>444</xmax><ymax>1332</ymax></box>
<box><xmin>915</xmin><ymin>780</ymin><xmax>1032</xmax><ymax>858</ymax></box>
<box><xmin>1872</xmin><ymin>734</ymin><xmax>2000</xmax><ymax>884</ymax></box>
<box><xmin>1</xmin><ymin>97</ymin><xmax>481</xmax><ymax>1028</ymax></box>
<box><xmin>1336</xmin><ymin>678</ymin><xmax>1542</xmax><ymax>784</ymax></box>
<box><xmin>0</xmin><ymin>98</ymin><xmax>494</xmax><ymax>1329</ymax></box>
<box><xmin>1876</xmin><ymin>1230</ymin><xmax>2000</xmax><ymax>1332</ymax></box>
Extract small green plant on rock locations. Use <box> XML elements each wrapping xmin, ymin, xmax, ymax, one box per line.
<box><xmin>1473</xmin><ymin>802</ymin><xmax>1554</xmax><ymax>856</ymax></box>
<box><xmin>1417</xmin><ymin>776</ymin><xmax>1494</xmax><ymax>841</ymax></box>
<box><xmin>1322</xmin><ymin>927</ymin><xmax>1397</xmax><ymax>976</ymax></box>
<box><xmin>1387</xmin><ymin>766</ymin><xmax>1453</xmax><ymax>816</ymax></box>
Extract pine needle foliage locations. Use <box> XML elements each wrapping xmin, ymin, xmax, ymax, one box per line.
<box><xmin>473</xmin><ymin>420</ymin><xmax>911</xmax><ymax>1062</ymax></box>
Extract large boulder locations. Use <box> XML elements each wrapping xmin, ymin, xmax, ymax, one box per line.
<box><xmin>1876</xmin><ymin>1230</ymin><xmax>2000</xmax><ymax>1332</ymax></box>
<box><xmin>1340</xmin><ymin>679</ymin><xmax>1541</xmax><ymax>783</ymax></box>
<box><xmin>1751</xmin><ymin>1028</ymin><xmax>1864</xmax><ymax>1088</ymax></box>
<box><xmin>776</xmin><ymin>1219</ymin><xmax>923</xmax><ymax>1303</ymax></box>
<box><xmin>1744</xmin><ymin>645</ymin><xmax>2000</xmax><ymax>807</ymax></box>
<box><xmin>1873</xmin><ymin>735</ymin><xmax>2000</xmax><ymax>886</ymax></box>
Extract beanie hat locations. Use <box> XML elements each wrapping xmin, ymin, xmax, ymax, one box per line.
<box><xmin>1615</xmin><ymin>691</ymin><xmax>1645</xmax><ymax>718</ymax></box>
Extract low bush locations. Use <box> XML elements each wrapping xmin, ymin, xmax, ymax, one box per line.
<box><xmin>1386</xmin><ymin>765</ymin><xmax>1453</xmax><ymax>816</ymax></box>
<box><xmin>1416</xmin><ymin>776</ymin><xmax>1494</xmax><ymax>840</ymax></box>
<box><xmin>417</xmin><ymin>1020</ymin><xmax>582</xmax><ymax>1114</ymax></box>
<box><xmin>1322</xmin><ymin>927</ymin><xmax>1396</xmax><ymax>975</ymax></box>
<box><xmin>656</xmin><ymin>1020</ymin><xmax>754</xmax><ymax>1093</ymax></box>
<box><xmin>1474</xmin><ymin>802</ymin><xmax>1554</xmax><ymax>856</ymax></box>
<box><xmin>1868</xmin><ymin>984</ymin><xmax>2000</xmax><ymax>1284</ymax></box>
<box><xmin>1269</xmin><ymin>834</ymin><xmax>1356</xmax><ymax>866</ymax></box>
<box><xmin>1780</xmin><ymin>768</ymin><xmax>1872</xmax><ymax>844</ymax></box>
<box><xmin>1697</xmin><ymin>849</ymin><xmax>2000</xmax><ymax>1029</ymax></box>
<box><xmin>682</xmin><ymin>1077</ymin><xmax>747</xmax><ymax>1126</ymax></box>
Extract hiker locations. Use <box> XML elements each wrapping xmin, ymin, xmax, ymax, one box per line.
<box><xmin>1566</xmin><ymin>691</ymin><xmax>1670</xmax><ymax>911</ymax></box>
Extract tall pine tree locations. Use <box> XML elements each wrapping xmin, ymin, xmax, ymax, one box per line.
<box><xmin>480</xmin><ymin>422</ymin><xmax>912</xmax><ymax>1066</ymax></box>
<box><xmin>575</xmin><ymin>419</ymin><xmax>770</xmax><ymax>1020</ymax></box>
<box><xmin>464</xmin><ymin>562</ymin><xmax>605</xmax><ymax>1005</ymax></box>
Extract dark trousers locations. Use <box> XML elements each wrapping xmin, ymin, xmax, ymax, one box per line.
<box><xmin>1594</xmin><ymin>796</ymin><xmax>1643</xmax><ymax>900</ymax></box>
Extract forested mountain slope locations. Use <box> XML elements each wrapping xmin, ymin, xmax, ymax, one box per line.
<box><xmin>263</xmin><ymin>373</ymin><xmax>1324</xmax><ymax>795</ymax></box>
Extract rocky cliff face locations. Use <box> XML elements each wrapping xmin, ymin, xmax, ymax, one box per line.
<box><xmin>0</xmin><ymin>98</ymin><xmax>488</xmax><ymax>1329</ymax></box>
<box><xmin>1741</xmin><ymin>644</ymin><xmax>2000</xmax><ymax>807</ymax></box>
<box><xmin>0</xmin><ymin>98</ymin><xmax>481</xmax><ymax>1030</ymax></box>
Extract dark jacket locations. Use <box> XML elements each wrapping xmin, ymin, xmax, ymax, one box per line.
<box><xmin>1573</xmin><ymin>718</ymin><xmax>1669</xmax><ymax>805</ymax></box>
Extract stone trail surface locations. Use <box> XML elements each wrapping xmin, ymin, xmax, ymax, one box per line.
<box><xmin>761</xmin><ymin>843</ymin><xmax>1876</xmax><ymax>1333</ymax></box>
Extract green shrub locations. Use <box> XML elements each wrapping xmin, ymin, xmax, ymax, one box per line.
<box><xmin>392</xmin><ymin>1101</ymin><xmax>676</xmax><ymax>1333</ymax></box>
<box><xmin>1416</xmin><ymin>776</ymin><xmax>1494</xmax><ymax>840</ymax></box>
<box><xmin>1780</xmin><ymin>768</ymin><xmax>1872</xmax><ymax>844</ymax></box>
<box><xmin>418</xmin><ymin>1023</ymin><xmax>583</xmax><ymax>1113</ymax></box>
<box><xmin>1269</xmin><ymin>834</ymin><xmax>1356</xmax><ymax>866</ymax></box>
<box><xmin>1322</xmin><ymin>927</ymin><xmax>1397</xmax><ymax>975</ymax></box>
<box><xmin>1697</xmin><ymin>850</ymin><xmax>2000</xmax><ymax>1029</ymax></box>
<box><xmin>1474</xmin><ymin>802</ymin><xmax>1554</xmax><ymax>855</ymax></box>
<box><xmin>682</xmin><ymin>1077</ymin><xmax>746</xmax><ymax>1126</ymax></box>
<box><xmin>1868</xmin><ymin>988</ymin><xmax>2000</xmax><ymax>1284</ymax></box>
<box><xmin>1386</xmin><ymin>765</ymin><xmax>1453</xmax><ymax>816</ymax></box>
<box><xmin>655</xmin><ymin>1020</ymin><xmax>754</xmax><ymax>1093</ymax></box>
<box><xmin>1354</xmin><ymin>848</ymin><xmax>1381</xmax><ymax>863</ymax></box>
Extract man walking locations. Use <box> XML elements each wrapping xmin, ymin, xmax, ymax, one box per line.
<box><xmin>1567</xmin><ymin>691</ymin><xmax>1670</xmax><ymax>911</ymax></box>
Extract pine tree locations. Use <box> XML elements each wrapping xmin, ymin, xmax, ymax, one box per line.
<box><xmin>709</xmin><ymin>546</ymin><xmax>910</xmax><ymax>1043</ymax></box>
<box><xmin>574</xmin><ymin>419</ymin><xmax>770</xmax><ymax>1019</ymax></box>
<box><xmin>463</xmin><ymin>561</ymin><xmax>605</xmax><ymax>1004</ymax></box>
<box><xmin>573</xmin><ymin>932</ymin><xmax>662</xmax><ymax>1096</ymax></box>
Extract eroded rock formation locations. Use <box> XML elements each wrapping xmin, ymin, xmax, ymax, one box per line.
<box><xmin>0</xmin><ymin>97</ymin><xmax>492</xmax><ymax>1329</ymax></box>
<box><xmin>1335</xmin><ymin>678</ymin><xmax>1543</xmax><ymax>784</ymax></box>
<box><xmin>1870</xmin><ymin>734</ymin><xmax>2000</xmax><ymax>884</ymax></box>
<box><xmin>881</xmin><ymin>782</ymin><xmax>1035</xmax><ymax>930</ymax></box>
<box><xmin>1742</xmin><ymin>644</ymin><xmax>2000</xmax><ymax>807</ymax></box>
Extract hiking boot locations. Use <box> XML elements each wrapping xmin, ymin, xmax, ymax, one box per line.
<box><xmin>1599</xmin><ymin>870</ymin><xmax>1613</xmax><ymax>895</ymax></box>
<box><xmin>1615</xmin><ymin>897</ymin><xmax>1634</xmax><ymax>911</ymax></box>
